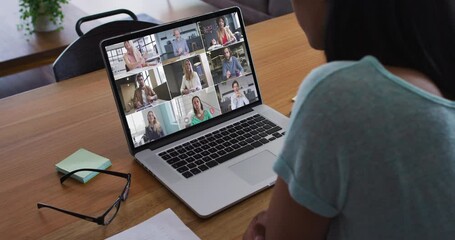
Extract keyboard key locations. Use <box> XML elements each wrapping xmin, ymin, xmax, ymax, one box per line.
<box><xmin>177</xmin><ymin>166</ymin><xmax>189</xmax><ymax>173</ymax></box>
<box><xmin>187</xmin><ymin>163</ymin><xmax>196</xmax><ymax>169</ymax></box>
<box><xmin>259</xmin><ymin>138</ymin><xmax>269</xmax><ymax>144</ymax></box>
<box><xmin>199</xmin><ymin>165</ymin><xmax>209</xmax><ymax>171</ymax></box>
<box><xmin>182</xmin><ymin>171</ymin><xmax>193</xmax><ymax>178</ymax></box>
<box><xmin>252</xmin><ymin>135</ymin><xmax>261</xmax><ymax>140</ymax></box>
<box><xmin>195</xmin><ymin>160</ymin><xmax>204</xmax><ymax>165</ymax></box>
<box><xmin>172</xmin><ymin>160</ymin><xmax>186</xmax><ymax>169</ymax></box>
<box><xmin>161</xmin><ymin>154</ymin><xmax>171</xmax><ymax>160</ymax></box>
<box><xmin>272</xmin><ymin>132</ymin><xmax>283</xmax><ymax>138</ymax></box>
<box><xmin>266</xmin><ymin>126</ymin><xmax>282</xmax><ymax>135</ymax></box>
<box><xmin>216</xmin><ymin>145</ymin><xmax>254</xmax><ymax>164</ymax></box>
<box><xmin>238</xmin><ymin>140</ymin><xmax>247</xmax><ymax>146</ymax></box>
<box><xmin>210</xmin><ymin>153</ymin><xmax>220</xmax><ymax>159</ymax></box>
<box><xmin>190</xmin><ymin>168</ymin><xmax>201</xmax><ymax>175</ymax></box>
<box><xmin>251</xmin><ymin>141</ymin><xmax>263</xmax><ymax>148</ymax></box>
<box><xmin>167</xmin><ymin>157</ymin><xmax>180</xmax><ymax>164</ymax></box>
<box><xmin>206</xmin><ymin>160</ymin><xmax>218</xmax><ymax>168</ymax></box>
<box><xmin>224</xmin><ymin>146</ymin><xmax>234</xmax><ymax>152</ymax></box>
<box><xmin>168</xmin><ymin>151</ymin><xmax>178</xmax><ymax>157</ymax></box>
<box><xmin>178</xmin><ymin>153</ymin><xmax>188</xmax><ymax>160</ymax></box>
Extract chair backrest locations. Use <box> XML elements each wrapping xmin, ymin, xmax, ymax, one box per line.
<box><xmin>53</xmin><ymin>9</ymin><xmax>159</xmax><ymax>82</ymax></box>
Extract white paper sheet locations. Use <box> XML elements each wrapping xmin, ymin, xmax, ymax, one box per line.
<box><xmin>106</xmin><ymin>208</ymin><xmax>200</xmax><ymax>240</ymax></box>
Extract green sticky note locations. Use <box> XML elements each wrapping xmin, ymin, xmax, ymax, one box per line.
<box><xmin>55</xmin><ymin>148</ymin><xmax>112</xmax><ymax>183</ymax></box>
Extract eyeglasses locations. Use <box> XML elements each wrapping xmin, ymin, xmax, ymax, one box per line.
<box><xmin>37</xmin><ymin>168</ymin><xmax>131</xmax><ymax>225</ymax></box>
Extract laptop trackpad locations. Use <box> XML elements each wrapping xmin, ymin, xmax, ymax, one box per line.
<box><xmin>229</xmin><ymin>150</ymin><xmax>276</xmax><ymax>185</ymax></box>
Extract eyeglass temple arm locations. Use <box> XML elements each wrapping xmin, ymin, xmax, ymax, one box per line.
<box><xmin>60</xmin><ymin>168</ymin><xmax>130</xmax><ymax>183</ymax></box>
<box><xmin>37</xmin><ymin>202</ymin><xmax>100</xmax><ymax>223</ymax></box>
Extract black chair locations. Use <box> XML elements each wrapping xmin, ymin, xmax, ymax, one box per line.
<box><xmin>53</xmin><ymin>9</ymin><xmax>159</xmax><ymax>82</ymax></box>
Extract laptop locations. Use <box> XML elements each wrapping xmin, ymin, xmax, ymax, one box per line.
<box><xmin>100</xmin><ymin>7</ymin><xmax>289</xmax><ymax>218</ymax></box>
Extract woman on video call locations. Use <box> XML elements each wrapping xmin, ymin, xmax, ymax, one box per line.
<box><xmin>190</xmin><ymin>96</ymin><xmax>212</xmax><ymax>126</ymax></box>
<box><xmin>144</xmin><ymin>111</ymin><xmax>164</xmax><ymax>142</ymax></box>
<box><xmin>123</xmin><ymin>40</ymin><xmax>154</xmax><ymax>71</ymax></box>
<box><xmin>244</xmin><ymin>0</ymin><xmax>455</xmax><ymax>239</ymax></box>
<box><xmin>180</xmin><ymin>59</ymin><xmax>202</xmax><ymax>95</ymax></box>
<box><xmin>216</xmin><ymin>16</ymin><xmax>236</xmax><ymax>46</ymax></box>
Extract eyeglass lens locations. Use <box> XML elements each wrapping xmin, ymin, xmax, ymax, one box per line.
<box><xmin>104</xmin><ymin>201</ymin><xmax>121</xmax><ymax>225</ymax></box>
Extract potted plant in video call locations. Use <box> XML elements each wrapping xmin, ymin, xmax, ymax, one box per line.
<box><xmin>18</xmin><ymin>0</ymin><xmax>69</xmax><ymax>35</ymax></box>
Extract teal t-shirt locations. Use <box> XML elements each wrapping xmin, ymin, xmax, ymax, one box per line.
<box><xmin>274</xmin><ymin>56</ymin><xmax>455</xmax><ymax>239</ymax></box>
<box><xmin>191</xmin><ymin>110</ymin><xmax>212</xmax><ymax>126</ymax></box>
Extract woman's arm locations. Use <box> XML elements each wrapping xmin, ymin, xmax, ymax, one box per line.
<box><xmin>225</xmin><ymin>27</ymin><xmax>236</xmax><ymax>43</ymax></box>
<box><xmin>180</xmin><ymin>76</ymin><xmax>189</xmax><ymax>94</ymax></box>
<box><xmin>124</xmin><ymin>54</ymin><xmax>135</xmax><ymax>71</ymax></box>
<box><xmin>244</xmin><ymin>177</ymin><xmax>331</xmax><ymax>240</ymax></box>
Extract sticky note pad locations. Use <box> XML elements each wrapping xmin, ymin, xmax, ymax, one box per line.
<box><xmin>55</xmin><ymin>148</ymin><xmax>112</xmax><ymax>183</ymax></box>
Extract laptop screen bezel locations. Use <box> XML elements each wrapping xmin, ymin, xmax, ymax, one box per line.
<box><xmin>100</xmin><ymin>7</ymin><xmax>263</xmax><ymax>154</ymax></box>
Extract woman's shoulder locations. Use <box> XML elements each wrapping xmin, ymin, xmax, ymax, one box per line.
<box><xmin>298</xmin><ymin>56</ymin><xmax>382</xmax><ymax>99</ymax></box>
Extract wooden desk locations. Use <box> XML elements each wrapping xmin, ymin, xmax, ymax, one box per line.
<box><xmin>0</xmin><ymin>14</ymin><xmax>324</xmax><ymax>239</ymax></box>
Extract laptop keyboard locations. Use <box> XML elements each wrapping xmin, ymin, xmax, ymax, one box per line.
<box><xmin>158</xmin><ymin>114</ymin><xmax>285</xmax><ymax>178</ymax></box>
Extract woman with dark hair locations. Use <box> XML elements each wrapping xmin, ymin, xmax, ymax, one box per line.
<box><xmin>216</xmin><ymin>16</ymin><xmax>236</xmax><ymax>46</ymax></box>
<box><xmin>190</xmin><ymin>96</ymin><xmax>212</xmax><ymax>126</ymax></box>
<box><xmin>244</xmin><ymin>0</ymin><xmax>455</xmax><ymax>239</ymax></box>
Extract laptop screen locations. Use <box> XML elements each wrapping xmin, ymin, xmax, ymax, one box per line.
<box><xmin>102</xmin><ymin>8</ymin><xmax>260</xmax><ymax>151</ymax></box>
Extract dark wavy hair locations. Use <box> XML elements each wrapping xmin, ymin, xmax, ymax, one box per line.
<box><xmin>324</xmin><ymin>0</ymin><xmax>455</xmax><ymax>99</ymax></box>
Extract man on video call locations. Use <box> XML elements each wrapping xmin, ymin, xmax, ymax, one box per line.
<box><xmin>172</xmin><ymin>28</ymin><xmax>189</xmax><ymax>57</ymax></box>
<box><xmin>133</xmin><ymin>73</ymin><xmax>158</xmax><ymax>109</ymax></box>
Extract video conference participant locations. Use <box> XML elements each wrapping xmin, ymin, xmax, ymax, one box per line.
<box><xmin>133</xmin><ymin>73</ymin><xmax>158</xmax><ymax>109</ymax></box>
<box><xmin>180</xmin><ymin>59</ymin><xmax>202</xmax><ymax>95</ymax></box>
<box><xmin>230</xmin><ymin>80</ymin><xmax>249</xmax><ymax>110</ymax></box>
<box><xmin>216</xmin><ymin>16</ymin><xmax>236</xmax><ymax>46</ymax></box>
<box><xmin>123</xmin><ymin>40</ymin><xmax>155</xmax><ymax>71</ymax></box>
<box><xmin>222</xmin><ymin>47</ymin><xmax>244</xmax><ymax>80</ymax></box>
<box><xmin>172</xmin><ymin>28</ymin><xmax>189</xmax><ymax>57</ymax></box>
<box><xmin>190</xmin><ymin>95</ymin><xmax>212</xmax><ymax>126</ymax></box>
<box><xmin>143</xmin><ymin>110</ymin><xmax>164</xmax><ymax>142</ymax></box>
